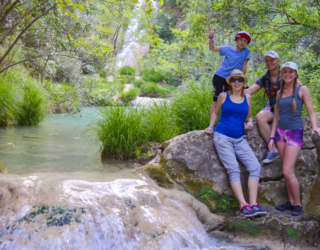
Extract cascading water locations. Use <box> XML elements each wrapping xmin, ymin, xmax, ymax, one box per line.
<box><xmin>0</xmin><ymin>174</ymin><xmax>251</xmax><ymax>250</ymax></box>
<box><xmin>115</xmin><ymin>0</ymin><xmax>156</xmax><ymax>68</ymax></box>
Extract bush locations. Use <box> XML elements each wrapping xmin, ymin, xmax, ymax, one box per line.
<box><xmin>133</xmin><ymin>79</ymin><xmax>146</xmax><ymax>88</ymax></box>
<box><xmin>170</xmin><ymin>80</ymin><xmax>212</xmax><ymax>134</ymax></box>
<box><xmin>120</xmin><ymin>87</ymin><xmax>140</xmax><ymax>104</ymax></box>
<box><xmin>45</xmin><ymin>83</ymin><xmax>81</xmax><ymax>113</ymax></box>
<box><xmin>141</xmin><ymin>68</ymin><xmax>165</xmax><ymax>83</ymax></box>
<box><xmin>145</xmin><ymin>102</ymin><xmax>178</xmax><ymax>143</ymax></box>
<box><xmin>115</xmin><ymin>75</ymin><xmax>135</xmax><ymax>84</ymax></box>
<box><xmin>99</xmin><ymin>69</ymin><xmax>109</xmax><ymax>78</ymax></box>
<box><xmin>15</xmin><ymin>81</ymin><xmax>48</xmax><ymax>125</ymax></box>
<box><xmin>0</xmin><ymin>79</ymin><xmax>16</xmax><ymax>127</ymax></box>
<box><xmin>140</xmin><ymin>82</ymin><xmax>167</xmax><ymax>97</ymax></box>
<box><xmin>92</xmin><ymin>106</ymin><xmax>148</xmax><ymax>159</ymax></box>
<box><xmin>119</xmin><ymin>66</ymin><xmax>135</xmax><ymax>76</ymax></box>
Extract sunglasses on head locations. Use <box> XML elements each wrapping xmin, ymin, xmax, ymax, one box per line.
<box><xmin>230</xmin><ymin>78</ymin><xmax>244</xmax><ymax>83</ymax></box>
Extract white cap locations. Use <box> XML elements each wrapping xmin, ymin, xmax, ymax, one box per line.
<box><xmin>263</xmin><ymin>51</ymin><xmax>279</xmax><ymax>59</ymax></box>
<box><xmin>280</xmin><ymin>62</ymin><xmax>299</xmax><ymax>75</ymax></box>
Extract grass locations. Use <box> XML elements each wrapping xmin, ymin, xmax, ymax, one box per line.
<box><xmin>120</xmin><ymin>87</ymin><xmax>140</xmax><ymax>104</ymax></box>
<box><xmin>140</xmin><ymin>82</ymin><xmax>168</xmax><ymax>97</ymax></box>
<box><xmin>141</xmin><ymin>68</ymin><xmax>165</xmax><ymax>83</ymax></box>
<box><xmin>15</xmin><ymin>81</ymin><xmax>48</xmax><ymax>125</ymax></box>
<box><xmin>119</xmin><ymin>66</ymin><xmax>135</xmax><ymax>76</ymax></box>
<box><xmin>92</xmin><ymin>80</ymin><xmax>211</xmax><ymax>158</ymax></box>
<box><xmin>0</xmin><ymin>78</ymin><xmax>16</xmax><ymax>126</ymax></box>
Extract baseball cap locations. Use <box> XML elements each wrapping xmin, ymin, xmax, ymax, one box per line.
<box><xmin>263</xmin><ymin>51</ymin><xmax>279</xmax><ymax>59</ymax></box>
<box><xmin>280</xmin><ymin>62</ymin><xmax>299</xmax><ymax>75</ymax></box>
<box><xmin>235</xmin><ymin>31</ymin><xmax>251</xmax><ymax>44</ymax></box>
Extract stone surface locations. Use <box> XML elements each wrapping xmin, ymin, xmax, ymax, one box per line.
<box><xmin>141</xmin><ymin>115</ymin><xmax>320</xmax><ymax>212</ymax></box>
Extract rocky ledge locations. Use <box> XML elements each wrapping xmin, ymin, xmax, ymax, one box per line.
<box><xmin>138</xmin><ymin>114</ymin><xmax>320</xmax><ymax>248</ymax></box>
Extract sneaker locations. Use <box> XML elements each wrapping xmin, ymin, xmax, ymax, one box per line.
<box><xmin>262</xmin><ymin>151</ymin><xmax>279</xmax><ymax>164</ymax></box>
<box><xmin>292</xmin><ymin>205</ymin><xmax>303</xmax><ymax>216</ymax></box>
<box><xmin>240</xmin><ymin>203</ymin><xmax>257</xmax><ymax>217</ymax></box>
<box><xmin>250</xmin><ymin>203</ymin><xmax>267</xmax><ymax>215</ymax></box>
<box><xmin>275</xmin><ymin>201</ymin><xmax>294</xmax><ymax>211</ymax></box>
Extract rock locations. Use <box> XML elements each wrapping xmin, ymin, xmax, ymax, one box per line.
<box><xmin>140</xmin><ymin>115</ymin><xmax>320</xmax><ymax>212</ymax></box>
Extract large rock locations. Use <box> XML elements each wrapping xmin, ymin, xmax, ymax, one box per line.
<box><xmin>141</xmin><ymin>114</ymin><xmax>320</xmax><ymax>212</ymax></box>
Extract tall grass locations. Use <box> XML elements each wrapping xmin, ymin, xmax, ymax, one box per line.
<box><xmin>145</xmin><ymin>101</ymin><xmax>179</xmax><ymax>143</ymax></box>
<box><xmin>93</xmin><ymin>106</ymin><xmax>148</xmax><ymax>159</ymax></box>
<box><xmin>15</xmin><ymin>81</ymin><xmax>48</xmax><ymax>125</ymax></box>
<box><xmin>92</xmin><ymin>81</ymin><xmax>212</xmax><ymax>159</ymax></box>
<box><xmin>0</xmin><ymin>79</ymin><xmax>16</xmax><ymax>127</ymax></box>
<box><xmin>170</xmin><ymin>81</ymin><xmax>212</xmax><ymax>134</ymax></box>
<box><xmin>120</xmin><ymin>87</ymin><xmax>140</xmax><ymax>104</ymax></box>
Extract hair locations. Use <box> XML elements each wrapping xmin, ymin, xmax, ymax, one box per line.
<box><xmin>275</xmin><ymin>73</ymin><xmax>298</xmax><ymax>114</ymax></box>
<box><xmin>229</xmin><ymin>78</ymin><xmax>245</xmax><ymax>98</ymax></box>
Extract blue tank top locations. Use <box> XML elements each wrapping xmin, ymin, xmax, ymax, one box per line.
<box><xmin>215</xmin><ymin>92</ymin><xmax>248</xmax><ymax>139</ymax></box>
<box><xmin>277</xmin><ymin>85</ymin><xmax>304</xmax><ymax>130</ymax></box>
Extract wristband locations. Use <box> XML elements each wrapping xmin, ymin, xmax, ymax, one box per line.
<box><xmin>207</xmin><ymin>126</ymin><xmax>214</xmax><ymax>130</ymax></box>
<box><xmin>247</xmin><ymin>120</ymin><xmax>253</xmax><ymax>123</ymax></box>
<box><xmin>208</xmin><ymin>35</ymin><xmax>214</xmax><ymax>44</ymax></box>
<box><xmin>268</xmin><ymin>137</ymin><xmax>275</xmax><ymax>144</ymax></box>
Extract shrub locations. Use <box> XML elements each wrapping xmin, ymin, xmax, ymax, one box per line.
<box><xmin>145</xmin><ymin>101</ymin><xmax>178</xmax><ymax>143</ymax></box>
<box><xmin>133</xmin><ymin>79</ymin><xmax>146</xmax><ymax>88</ymax></box>
<box><xmin>141</xmin><ymin>68</ymin><xmax>165</xmax><ymax>83</ymax></box>
<box><xmin>170</xmin><ymin>80</ymin><xmax>212</xmax><ymax>134</ymax></box>
<box><xmin>120</xmin><ymin>87</ymin><xmax>140</xmax><ymax>104</ymax></box>
<box><xmin>119</xmin><ymin>66</ymin><xmax>135</xmax><ymax>76</ymax></box>
<box><xmin>99</xmin><ymin>69</ymin><xmax>109</xmax><ymax>78</ymax></box>
<box><xmin>115</xmin><ymin>75</ymin><xmax>135</xmax><ymax>84</ymax></box>
<box><xmin>92</xmin><ymin>106</ymin><xmax>148</xmax><ymax>159</ymax></box>
<box><xmin>45</xmin><ymin>83</ymin><xmax>81</xmax><ymax>113</ymax></box>
<box><xmin>0</xmin><ymin>79</ymin><xmax>16</xmax><ymax>127</ymax></box>
<box><xmin>140</xmin><ymin>82</ymin><xmax>167</xmax><ymax>97</ymax></box>
<box><xmin>15</xmin><ymin>81</ymin><xmax>48</xmax><ymax>125</ymax></box>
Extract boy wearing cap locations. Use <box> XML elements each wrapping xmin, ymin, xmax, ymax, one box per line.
<box><xmin>208</xmin><ymin>28</ymin><xmax>251</xmax><ymax>116</ymax></box>
<box><xmin>245</xmin><ymin>51</ymin><xmax>281</xmax><ymax>163</ymax></box>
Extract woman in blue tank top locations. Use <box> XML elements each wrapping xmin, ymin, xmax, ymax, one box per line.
<box><xmin>268</xmin><ymin>62</ymin><xmax>320</xmax><ymax>216</ymax></box>
<box><xmin>205</xmin><ymin>69</ymin><xmax>267</xmax><ymax>217</ymax></box>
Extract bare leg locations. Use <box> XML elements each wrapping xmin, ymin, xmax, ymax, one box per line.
<box><xmin>256</xmin><ymin>111</ymin><xmax>277</xmax><ymax>149</ymax></box>
<box><xmin>210</xmin><ymin>101</ymin><xmax>216</xmax><ymax>117</ymax></box>
<box><xmin>230</xmin><ymin>182</ymin><xmax>247</xmax><ymax>207</ymax></box>
<box><xmin>276</xmin><ymin>142</ymin><xmax>294</xmax><ymax>202</ymax></box>
<box><xmin>281</xmin><ymin>145</ymin><xmax>301</xmax><ymax>206</ymax></box>
<box><xmin>248</xmin><ymin>178</ymin><xmax>259</xmax><ymax>206</ymax></box>
<box><xmin>278</xmin><ymin>142</ymin><xmax>301</xmax><ymax>204</ymax></box>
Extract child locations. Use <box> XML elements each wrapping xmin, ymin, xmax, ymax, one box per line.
<box><xmin>208</xmin><ymin>28</ymin><xmax>251</xmax><ymax>116</ymax></box>
<box><xmin>205</xmin><ymin>69</ymin><xmax>267</xmax><ymax>217</ymax></box>
<box><xmin>268</xmin><ymin>62</ymin><xmax>320</xmax><ymax>216</ymax></box>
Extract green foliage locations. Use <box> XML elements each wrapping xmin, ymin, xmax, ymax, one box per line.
<box><xmin>145</xmin><ymin>102</ymin><xmax>179</xmax><ymax>143</ymax></box>
<box><xmin>44</xmin><ymin>82</ymin><xmax>81</xmax><ymax>113</ymax></box>
<box><xmin>228</xmin><ymin>219</ymin><xmax>261</xmax><ymax>237</ymax></box>
<box><xmin>99</xmin><ymin>69</ymin><xmax>109</xmax><ymax>78</ymax></box>
<box><xmin>120</xmin><ymin>87</ymin><xmax>140</xmax><ymax>104</ymax></box>
<box><xmin>133</xmin><ymin>79</ymin><xmax>146</xmax><ymax>88</ymax></box>
<box><xmin>115</xmin><ymin>75</ymin><xmax>135</xmax><ymax>84</ymax></box>
<box><xmin>141</xmin><ymin>68</ymin><xmax>165</xmax><ymax>83</ymax></box>
<box><xmin>119</xmin><ymin>66</ymin><xmax>136</xmax><ymax>76</ymax></box>
<box><xmin>92</xmin><ymin>106</ymin><xmax>148</xmax><ymax>159</ymax></box>
<box><xmin>287</xmin><ymin>227</ymin><xmax>298</xmax><ymax>239</ymax></box>
<box><xmin>15</xmin><ymin>81</ymin><xmax>48</xmax><ymax>125</ymax></box>
<box><xmin>140</xmin><ymin>82</ymin><xmax>168</xmax><ymax>97</ymax></box>
<box><xmin>196</xmin><ymin>186</ymin><xmax>239</xmax><ymax>213</ymax></box>
<box><xmin>0</xmin><ymin>78</ymin><xmax>16</xmax><ymax>127</ymax></box>
<box><xmin>170</xmin><ymin>80</ymin><xmax>212</xmax><ymax>133</ymax></box>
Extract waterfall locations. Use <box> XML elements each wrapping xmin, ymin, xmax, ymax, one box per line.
<box><xmin>115</xmin><ymin>0</ymin><xmax>157</xmax><ymax>69</ymax></box>
<box><xmin>0</xmin><ymin>173</ymin><xmax>248</xmax><ymax>250</ymax></box>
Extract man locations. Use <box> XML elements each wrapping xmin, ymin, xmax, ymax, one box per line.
<box><xmin>245</xmin><ymin>51</ymin><xmax>281</xmax><ymax>163</ymax></box>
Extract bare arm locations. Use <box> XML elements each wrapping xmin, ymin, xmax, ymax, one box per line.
<box><xmin>241</xmin><ymin>59</ymin><xmax>249</xmax><ymax>75</ymax></box>
<box><xmin>300</xmin><ymin>86</ymin><xmax>320</xmax><ymax>135</ymax></box>
<box><xmin>205</xmin><ymin>93</ymin><xmax>225</xmax><ymax>134</ymax></box>
<box><xmin>244</xmin><ymin>84</ymin><xmax>261</xmax><ymax>95</ymax></box>
<box><xmin>244</xmin><ymin>94</ymin><xmax>254</xmax><ymax>130</ymax></box>
<box><xmin>208</xmin><ymin>28</ymin><xmax>220</xmax><ymax>52</ymax></box>
<box><xmin>268</xmin><ymin>93</ymin><xmax>280</xmax><ymax>152</ymax></box>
